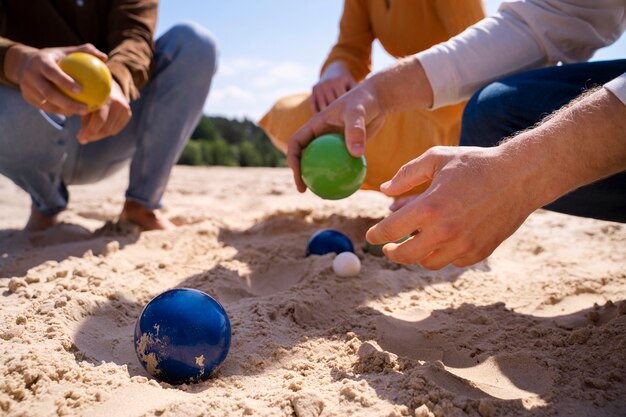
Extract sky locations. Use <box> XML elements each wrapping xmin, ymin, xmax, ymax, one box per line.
<box><xmin>155</xmin><ymin>1</ymin><xmax>626</xmax><ymax>121</ymax></box>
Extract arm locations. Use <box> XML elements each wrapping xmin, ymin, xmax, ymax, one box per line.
<box><xmin>365</xmin><ymin>86</ymin><xmax>626</xmax><ymax>269</ymax></box>
<box><xmin>311</xmin><ymin>0</ymin><xmax>372</xmax><ymax>113</ymax></box>
<box><xmin>0</xmin><ymin>36</ymin><xmax>17</xmax><ymax>85</ymax></box>
<box><xmin>106</xmin><ymin>0</ymin><xmax>158</xmax><ymax>101</ymax></box>
<box><xmin>78</xmin><ymin>0</ymin><xmax>157</xmax><ymax>143</ymax></box>
<box><xmin>419</xmin><ymin>0</ymin><xmax>626</xmax><ymax>108</ymax></box>
<box><xmin>320</xmin><ymin>0</ymin><xmax>374</xmax><ymax>83</ymax></box>
<box><xmin>287</xmin><ymin>0</ymin><xmax>625</xmax><ymax>183</ymax></box>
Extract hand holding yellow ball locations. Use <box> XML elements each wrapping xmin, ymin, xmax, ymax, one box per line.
<box><xmin>58</xmin><ymin>52</ymin><xmax>112</xmax><ymax>111</ymax></box>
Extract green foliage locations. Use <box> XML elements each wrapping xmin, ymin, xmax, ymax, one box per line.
<box><xmin>238</xmin><ymin>141</ymin><xmax>263</xmax><ymax>167</ymax></box>
<box><xmin>177</xmin><ymin>115</ymin><xmax>287</xmax><ymax>167</ymax></box>
<box><xmin>211</xmin><ymin>137</ymin><xmax>238</xmax><ymax>167</ymax></box>
<box><xmin>191</xmin><ymin>117</ymin><xmax>220</xmax><ymax>141</ymax></box>
<box><xmin>178</xmin><ymin>141</ymin><xmax>203</xmax><ymax>166</ymax></box>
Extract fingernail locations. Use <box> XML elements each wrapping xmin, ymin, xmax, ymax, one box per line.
<box><xmin>380</xmin><ymin>180</ymin><xmax>391</xmax><ymax>190</ymax></box>
<box><xmin>72</xmin><ymin>85</ymin><xmax>82</xmax><ymax>94</ymax></box>
<box><xmin>351</xmin><ymin>143</ymin><xmax>364</xmax><ymax>155</ymax></box>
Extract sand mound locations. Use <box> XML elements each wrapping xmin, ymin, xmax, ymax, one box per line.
<box><xmin>1</xmin><ymin>166</ymin><xmax>624</xmax><ymax>417</ymax></box>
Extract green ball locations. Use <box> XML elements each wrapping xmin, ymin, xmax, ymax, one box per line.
<box><xmin>300</xmin><ymin>133</ymin><xmax>367</xmax><ymax>200</ymax></box>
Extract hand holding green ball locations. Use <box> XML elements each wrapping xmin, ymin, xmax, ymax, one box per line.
<box><xmin>300</xmin><ymin>133</ymin><xmax>367</xmax><ymax>200</ymax></box>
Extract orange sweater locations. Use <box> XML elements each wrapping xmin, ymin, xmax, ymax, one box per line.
<box><xmin>323</xmin><ymin>0</ymin><xmax>485</xmax><ymax>81</ymax></box>
<box><xmin>260</xmin><ymin>0</ymin><xmax>485</xmax><ymax>194</ymax></box>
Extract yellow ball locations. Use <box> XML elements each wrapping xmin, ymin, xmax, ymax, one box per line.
<box><xmin>58</xmin><ymin>52</ymin><xmax>112</xmax><ymax>111</ymax></box>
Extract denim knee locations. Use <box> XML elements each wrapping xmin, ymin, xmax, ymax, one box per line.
<box><xmin>165</xmin><ymin>22</ymin><xmax>218</xmax><ymax>77</ymax></box>
<box><xmin>460</xmin><ymin>81</ymin><xmax>516</xmax><ymax>147</ymax></box>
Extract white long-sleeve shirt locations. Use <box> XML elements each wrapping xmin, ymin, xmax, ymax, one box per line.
<box><xmin>416</xmin><ymin>0</ymin><xmax>626</xmax><ymax>109</ymax></box>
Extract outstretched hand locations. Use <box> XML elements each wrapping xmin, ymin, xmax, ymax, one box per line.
<box><xmin>287</xmin><ymin>80</ymin><xmax>386</xmax><ymax>193</ymax></box>
<box><xmin>366</xmin><ymin>146</ymin><xmax>539</xmax><ymax>270</ymax></box>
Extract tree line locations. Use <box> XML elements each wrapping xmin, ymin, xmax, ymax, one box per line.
<box><xmin>177</xmin><ymin>116</ymin><xmax>287</xmax><ymax>167</ymax></box>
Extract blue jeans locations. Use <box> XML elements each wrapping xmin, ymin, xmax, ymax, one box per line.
<box><xmin>460</xmin><ymin>60</ymin><xmax>626</xmax><ymax>222</ymax></box>
<box><xmin>0</xmin><ymin>22</ymin><xmax>217</xmax><ymax>216</ymax></box>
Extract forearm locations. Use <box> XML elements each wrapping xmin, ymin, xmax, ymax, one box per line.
<box><xmin>367</xmin><ymin>57</ymin><xmax>433</xmax><ymax>115</ymax></box>
<box><xmin>3</xmin><ymin>44</ymin><xmax>35</xmax><ymax>84</ymax></box>
<box><xmin>0</xmin><ymin>37</ymin><xmax>19</xmax><ymax>85</ymax></box>
<box><xmin>107</xmin><ymin>0</ymin><xmax>157</xmax><ymax>100</ymax></box>
<box><xmin>500</xmin><ymin>87</ymin><xmax>626</xmax><ymax>209</ymax></box>
<box><xmin>320</xmin><ymin>60</ymin><xmax>350</xmax><ymax>81</ymax></box>
<box><xmin>320</xmin><ymin>0</ymin><xmax>373</xmax><ymax>82</ymax></box>
<box><xmin>416</xmin><ymin>0</ymin><xmax>625</xmax><ymax>109</ymax></box>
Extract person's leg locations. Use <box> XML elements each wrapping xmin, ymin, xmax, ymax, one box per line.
<box><xmin>460</xmin><ymin>60</ymin><xmax>626</xmax><ymax>222</ymax></box>
<box><xmin>69</xmin><ymin>22</ymin><xmax>218</xmax><ymax>229</ymax></box>
<box><xmin>0</xmin><ymin>85</ymin><xmax>77</xmax><ymax>230</ymax></box>
<box><xmin>125</xmin><ymin>22</ymin><xmax>217</xmax><ymax>214</ymax></box>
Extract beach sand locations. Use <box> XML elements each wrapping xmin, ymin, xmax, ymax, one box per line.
<box><xmin>1</xmin><ymin>166</ymin><xmax>624</xmax><ymax>417</ymax></box>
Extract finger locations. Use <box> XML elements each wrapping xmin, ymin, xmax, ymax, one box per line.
<box><xmin>382</xmin><ymin>234</ymin><xmax>438</xmax><ymax>265</ymax></box>
<box><xmin>310</xmin><ymin>90</ymin><xmax>319</xmax><ymax>113</ymax></box>
<box><xmin>76</xmin><ymin>112</ymin><xmax>94</xmax><ymax>144</ymax></box>
<box><xmin>287</xmin><ymin>126</ymin><xmax>314</xmax><ymax>193</ymax></box>
<box><xmin>452</xmin><ymin>254</ymin><xmax>484</xmax><ymax>268</ymax></box>
<box><xmin>108</xmin><ymin>105</ymin><xmax>132</xmax><ymax>137</ymax></box>
<box><xmin>320</xmin><ymin>86</ymin><xmax>336</xmax><ymax>110</ymax></box>
<box><xmin>41</xmin><ymin>58</ymin><xmax>82</xmax><ymax>96</ymax></box>
<box><xmin>417</xmin><ymin>246</ymin><xmax>466</xmax><ymax>270</ymax></box>
<box><xmin>331</xmin><ymin>80</ymin><xmax>349</xmax><ymax>99</ymax></box>
<box><xmin>452</xmin><ymin>242</ymin><xmax>497</xmax><ymax>268</ymax></box>
<box><xmin>346</xmin><ymin>77</ymin><xmax>357</xmax><ymax>91</ymax></box>
<box><xmin>77</xmin><ymin>107</ymin><xmax>109</xmax><ymax>143</ymax></box>
<box><xmin>68</xmin><ymin>43</ymin><xmax>108</xmax><ymax>62</ymax></box>
<box><xmin>287</xmin><ymin>115</ymin><xmax>332</xmax><ymax>192</ymax></box>
<box><xmin>40</xmin><ymin>101</ymin><xmax>67</xmax><ymax>116</ymax></box>
<box><xmin>342</xmin><ymin>105</ymin><xmax>366</xmax><ymax>157</ymax></box>
<box><xmin>379</xmin><ymin>152</ymin><xmax>437</xmax><ymax>197</ymax></box>
<box><xmin>389</xmin><ymin>195</ymin><xmax>416</xmax><ymax>212</ymax></box>
<box><xmin>312</xmin><ymin>89</ymin><xmax>323</xmax><ymax>114</ymax></box>
<box><xmin>26</xmin><ymin>78</ymin><xmax>88</xmax><ymax>115</ymax></box>
<box><xmin>366</xmin><ymin>200</ymin><xmax>425</xmax><ymax>245</ymax></box>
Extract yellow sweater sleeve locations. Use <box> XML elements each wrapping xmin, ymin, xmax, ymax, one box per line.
<box><xmin>434</xmin><ymin>0</ymin><xmax>486</xmax><ymax>38</ymax></box>
<box><xmin>321</xmin><ymin>0</ymin><xmax>375</xmax><ymax>82</ymax></box>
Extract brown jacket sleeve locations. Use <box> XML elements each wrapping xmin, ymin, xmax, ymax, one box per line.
<box><xmin>106</xmin><ymin>0</ymin><xmax>158</xmax><ymax>101</ymax></box>
<box><xmin>321</xmin><ymin>0</ymin><xmax>375</xmax><ymax>82</ymax></box>
<box><xmin>434</xmin><ymin>0</ymin><xmax>486</xmax><ymax>38</ymax></box>
<box><xmin>0</xmin><ymin>3</ymin><xmax>17</xmax><ymax>86</ymax></box>
<box><xmin>0</xmin><ymin>37</ymin><xmax>17</xmax><ymax>85</ymax></box>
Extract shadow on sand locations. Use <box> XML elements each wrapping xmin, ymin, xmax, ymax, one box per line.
<box><xmin>70</xmin><ymin>211</ymin><xmax>624</xmax><ymax>414</ymax></box>
<box><xmin>0</xmin><ymin>221</ymin><xmax>140</xmax><ymax>278</ymax></box>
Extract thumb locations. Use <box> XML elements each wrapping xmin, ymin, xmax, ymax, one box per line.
<box><xmin>380</xmin><ymin>152</ymin><xmax>437</xmax><ymax>196</ymax></box>
<box><xmin>343</xmin><ymin>105</ymin><xmax>366</xmax><ymax>157</ymax></box>
<box><xmin>67</xmin><ymin>44</ymin><xmax>108</xmax><ymax>62</ymax></box>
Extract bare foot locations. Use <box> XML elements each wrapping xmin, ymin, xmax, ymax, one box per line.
<box><xmin>25</xmin><ymin>207</ymin><xmax>59</xmax><ymax>231</ymax></box>
<box><xmin>389</xmin><ymin>195</ymin><xmax>419</xmax><ymax>212</ymax></box>
<box><xmin>119</xmin><ymin>201</ymin><xmax>175</xmax><ymax>231</ymax></box>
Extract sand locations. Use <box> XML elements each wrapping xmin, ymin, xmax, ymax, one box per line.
<box><xmin>0</xmin><ymin>166</ymin><xmax>624</xmax><ymax>417</ymax></box>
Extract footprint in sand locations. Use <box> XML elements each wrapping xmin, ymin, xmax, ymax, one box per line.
<box><xmin>372</xmin><ymin>310</ymin><xmax>555</xmax><ymax>401</ymax></box>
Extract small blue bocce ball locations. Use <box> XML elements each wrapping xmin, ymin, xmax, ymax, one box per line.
<box><xmin>134</xmin><ymin>288</ymin><xmax>231</xmax><ymax>385</ymax></box>
<box><xmin>306</xmin><ymin>229</ymin><xmax>354</xmax><ymax>256</ymax></box>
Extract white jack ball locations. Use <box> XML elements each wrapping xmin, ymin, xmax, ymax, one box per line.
<box><xmin>333</xmin><ymin>252</ymin><xmax>361</xmax><ymax>277</ymax></box>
